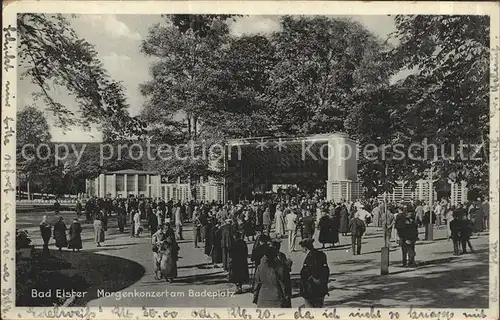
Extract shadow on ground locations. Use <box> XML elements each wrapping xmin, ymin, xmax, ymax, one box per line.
<box><xmin>16</xmin><ymin>249</ymin><xmax>145</xmax><ymax>306</ymax></box>
<box><xmin>323</xmin><ymin>251</ymin><xmax>489</xmax><ymax>308</ymax></box>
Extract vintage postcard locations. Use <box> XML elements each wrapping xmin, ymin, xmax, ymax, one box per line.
<box><xmin>1</xmin><ymin>1</ymin><xmax>499</xmax><ymax>319</ymax></box>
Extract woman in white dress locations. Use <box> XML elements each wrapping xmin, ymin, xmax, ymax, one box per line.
<box><xmin>391</xmin><ymin>209</ymin><xmax>400</xmax><ymax>244</ymax></box>
<box><xmin>274</xmin><ymin>205</ymin><xmax>286</xmax><ymax>238</ymax></box>
<box><xmin>134</xmin><ymin>210</ymin><xmax>142</xmax><ymax>237</ymax></box>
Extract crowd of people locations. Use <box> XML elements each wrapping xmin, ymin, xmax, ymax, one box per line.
<box><xmin>37</xmin><ymin>187</ymin><xmax>489</xmax><ymax>308</ymax></box>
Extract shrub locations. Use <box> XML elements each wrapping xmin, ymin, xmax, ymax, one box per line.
<box><xmin>16</xmin><ymin>229</ymin><xmax>32</xmax><ymax>249</ymax></box>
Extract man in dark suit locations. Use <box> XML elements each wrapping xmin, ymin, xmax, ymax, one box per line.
<box><xmin>301</xmin><ymin>210</ymin><xmax>315</xmax><ymax>240</ymax></box>
<box><xmin>398</xmin><ymin>209</ymin><xmax>419</xmax><ymax>268</ymax></box>
<box><xmin>349</xmin><ymin>212</ymin><xmax>366</xmax><ymax>255</ymax></box>
<box><xmin>220</xmin><ymin>218</ymin><xmax>235</xmax><ymax>272</ymax></box>
<box><xmin>449</xmin><ymin>211</ymin><xmax>462</xmax><ymax>255</ymax></box>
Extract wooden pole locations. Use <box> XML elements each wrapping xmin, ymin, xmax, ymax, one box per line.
<box><xmin>428</xmin><ymin>165</ymin><xmax>434</xmax><ymax>241</ymax></box>
<box><xmin>381</xmin><ymin>163</ymin><xmax>390</xmax><ymax>275</ymax></box>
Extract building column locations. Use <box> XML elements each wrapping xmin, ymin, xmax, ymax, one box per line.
<box><xmin>326</xmin><ymin>133</ymin><xmax>358</xmax><ymax>202</ymax></box>
<box><xmin>112</xmin><ymin>174</ymin><xmax>117</xmax><ymax>198</ymax></box>
<box><xmin>99</xmin><ymin>174</ymin><xmax>105</xmax><ymax>198</ymax></box>
<box><xmin>124</xmin><ymin>174</ymin><xmax>128</xmax><ymax>197</ymax></box>
<box><xmin>157</xmin><ymin>175</ymin><xmax>161</xmax><ymax>200</ymax></box>
<box><xmin>135</xmin><ymin>174</ymin><xmax>139</xmax><ymax>196</ymax></box>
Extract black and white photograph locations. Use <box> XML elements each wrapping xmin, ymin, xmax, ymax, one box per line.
<box><xmin>1</xmin><ymin>1</ymin><xmax>499</xmax><ymax>318</ymax></box>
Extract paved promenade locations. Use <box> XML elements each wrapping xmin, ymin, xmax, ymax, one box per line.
<box><xmin>18</xmin><ymin>211</ymin><xmax>490</xmax><ymax>308</ymax></box>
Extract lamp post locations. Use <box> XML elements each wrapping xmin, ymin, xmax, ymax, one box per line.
<box><xmin>381</xmin><ymin>164</ymin><xmax>390</xmax><ymax>275</ymax></box>
<box><xmin>427</xmin><ymin>164</ymin><xmax>435</xmax><ymax>241</ymax></box>
<box><xmin>27</xmin><ymin>173</ymin><xmax>31</xmax><ymax>201</ymax></box>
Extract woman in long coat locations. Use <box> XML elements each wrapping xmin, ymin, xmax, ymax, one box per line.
<box><xmin>53</xmin><ymin>217</ymin><xmax>68</xmax><ymax>251</ymax></box>
<box><xmin>318</xmin><ymin>213</ymin><xmax>331</xmax><ymax>249</ymax></box>
<box><xmin>339</xmin><ymin>205</ymin><xmax>349</xmax><ymax>236</ymax></box>
<box><xmin>94</xmin><ymin>213</ymin><xmax>105</xmax><ymax>247</ymax></box>
<box><xmin>243</xmin><ymin>210</ymin><xmax>256</xmax><ymax>241</ymax></box>
<box><xmin>75</xmin><ymin>200</ymin><xmax>82</xmax><ymax>217</ymax></box>
<box><xmin>159</xmin><ymin>236</ymin><xmax>180</xmax><ymax>283</ymax></box>
<box><xmin>472</xmin><ymin>205</ymin><xmax>483</xmax><ymax>233</ymax></box>
<box><xmin>40</xmin><ymin>216</ymin><xmax>52</xmax><ymax>254</ymax></box>
<box><xmin>253</xmin><ymin>248</ymin><xmax>290</xmax><ymax>308</ymax></box>
<box><xmin>274</xmin><ymin>206</ymin><xmax>286</xmax><ymax>239</ymax></box>
<box><xmin>229</xmin><ymin>232</ymin><xmax>250</xmax><ymax>293</ymax></box>
<box><xmin>204</xmin><ymin>216</ymin><xmax>214</xmax><ymax>258</ymax></box>
<box><xmin>329</xmin><ymin>211</ymin><xmax>340</xmax><ymax>246</ymax></box>
<box><xmin>211</xmin><ymin>222</ymin><xmax>223</xmax><ymax>268</ymax></box>
<box><xmin>68</xmin><ymin>218</ymin><xmax>83</xmax><ymax>251</ymax></box>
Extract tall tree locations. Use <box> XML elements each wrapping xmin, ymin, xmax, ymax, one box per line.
<box><xmin>17</xmin><ymin>13</ymin><xmax>143</xmax><ymax>140</ymax></box>
<box><xmin>387</xmin><ymin>15</ymin><xmax>490</xmax><ymax>196</ymax></box>
<box><xmin>140</xmin><ymin>15</ymin><xmax>236</xmax><ymax>198</ymax></box>
<box><xmin>208</xmin><ymin>35</ymin><xmax>277</xmax><ymax>137</ymax></box>
<box><xmin>140</xmin><ymin>14</ymin><xmax>231</xmax><ymax>142</ymax></box>
<box><xmin>267</xmin><ymin>16</ymin><xmax>390</xmax><ymax>135</ymax></box>
<box><xmin>16</xmin><ymin>106</ymin><xmax>64</xmax><ymax>197</ymax></box>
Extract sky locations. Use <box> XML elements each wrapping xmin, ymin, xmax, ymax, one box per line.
<box><xmin>18</xmin><ymin>14</ymin><xmax>400</xmax><ymax>142</ymax></box>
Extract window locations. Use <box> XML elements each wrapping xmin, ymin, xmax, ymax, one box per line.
<box><xmin>138</xmin><ymin>175</ymin><xmax>147</xmax><ymax>192</ymax></box>
<box><xmin>116</xmin><ymin>175</ymin><xmax>125</xmax><ymax>192</ymax></box>
<box><xmin>127</xmin><ymin>175</ymin><xmax>135</xmax><ymax>192</ymax></box>
<box><xmin>105</xmin><ymin>175</ymin><xmax>114</xmax><ymax>193</ymax></box>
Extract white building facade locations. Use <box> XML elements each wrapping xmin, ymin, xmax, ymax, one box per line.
<box><xmin>87</xmin><ymin>169</ymin><xmax>224</xmax><ymax>202</ymax></box>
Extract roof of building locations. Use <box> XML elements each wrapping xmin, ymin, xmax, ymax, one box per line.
<box><xmin>106</xmin><ymin>169</ymin><xmax>157</xmax><ymax>175</ymax></box>
<box><xmin>227</xmin><ymin>132</ymin><xmax>355</xmax><ymax>145</ymax></box>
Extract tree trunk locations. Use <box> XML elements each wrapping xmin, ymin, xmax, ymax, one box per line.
<box><xmin>27</xmin><ymin>179</ymin><xmax>31</xmax><ymax>201</ymax></box>
<box><xmin>193</xmin><ymin>117</ymin><xmax>198</xmax><ymax>140</ymax></box>
<box><xmin>187</xmin><ymin>116</ymin><xmax>192</xmax><ymax>140</ymax></box>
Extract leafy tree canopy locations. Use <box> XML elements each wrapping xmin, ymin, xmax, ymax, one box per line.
<box><xmin>18</xmin><ymin>13</ymin><xmax>144</xmax><ymax>141</ymax></box>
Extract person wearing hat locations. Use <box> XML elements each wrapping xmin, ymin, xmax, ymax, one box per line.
<box><xmin>210</xmin><ymin>219</ymin><xmax>223</xmax><ymax>268</ymax></box>
<box><xmin>449</xmin><ymin>211</ymin><xmax>462</xmax><ymax>255</ymax></box>
<box><xmin>163</xmin><ymin>221</ymin><xmax>176</xmax><ymax>241</ymax></box>
<box><xmin>398</xmin><ymin>209</ymin><xmax>418</xmax><ymax>268</ymax></box>
<box><xmin>299</xmin><ymin>238</ymin><xmax>329</xmax><ymax>308</ymax></box>
<box><xmin>152</xmin><ymin>224</ymin><xmax>168</xmax><ymax>280</ymax></box>
<box><xmin>274</xmin><ymin>204</ymin><xmax>286</xmax><ymax>239</ymax></box>
<box><xmin>285</xmin><ymin>209</ymin><xmax>298</xmax><ymax>253</ymax></box>
<box><xmin>220</xmin><ymin>218</ymin><xmax>235</xmax><ymax>272</ymax></box>
<box><xmin>68</xmin><ymin>218</ymin><xmax>83</xmax><ymax>252</ymax></box>
<box><xmin>459</xmin><ymin>210</ymin><xmax>475</xmax><ymax>254</ymax></box>
<box><xmin>53</xmin><ymin>216</ymin><xmax>68</xmax><ymax>252</ymax></box>
<box><xmin>348</xmin><ymin>212</ymin><xmax>366</xmax><ymax>255</ymax></box>
<box><xmin>193</xmin><ymin>212</ymin><xmax>202</xmax><ymax>248</ymax></box>
<box><xmin>148</xmin><ymin>208</ymin><xmax>159</xmax><ymax>237</ymax></box>
<box><xmin>174</xmin><ymin>204</ymin><xmax>184</xmax><ymax>240</ymax></box>
<box><xmin>300</xmin><ymin>209</ymin><xmax>315</xmax><ymax>240</ymax></box>
<box><xmin>133</xmin><ymin>208</ymin><xmax>142</xmax><ymax>237</ymax></box>
<box><xmin>251</xmin><ymin>233</ymin><xmax>271</xmax><ymax>271</ymax></box>
<box><xmin>262</xmin><ymin>207</ymin><xmax>271</xmax><ymax>235</ymax></box>
<box><xmin>252</xmin><ymin>243</ymin><xmax>290</xmax><ymax>308</ymax></box>
<box><xmin>272</xmin><ymin>239</ymin><xmax>293</xmax><ymax>287</ymax></box>
<box><xmin>39</xmin><ymin>215</ymin><xmax>52</xmax><ymax>255</ymax></box>
<box><xmin>129</xmin><ymin>208</ymin><xmax>136</xmax><ymax>238</ymax></box>
<box><xmin>229</xmin><ymin>232</ymin><xmax>250</xmax><ymax>294</ymax></box>
<box><xmin>117</xmin><ymin>201</ymin><xmax>127</xmax><ymax>233</ymax></box>
<box><xmin>93</xmin><ymin>211</ymin><xmax>105</xmax><ymax>247</ymax></box>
